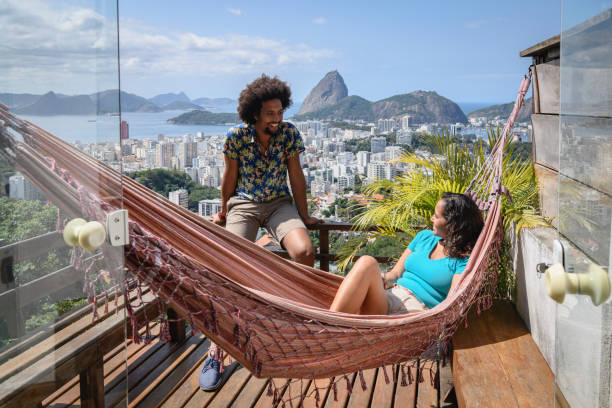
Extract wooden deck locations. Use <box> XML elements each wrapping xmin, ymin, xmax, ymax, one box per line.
<box><xmin>42</xmin><ymin>323</ymin><xmax>455</xmax><ymax>408</ymax></box>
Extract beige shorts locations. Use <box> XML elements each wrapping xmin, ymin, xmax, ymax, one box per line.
<box><xmin>386</xmin><ymin>284</ymin><xmax>428</xmax><ymax>315</ymax></box>
<box><xmin>225</xmin><ymin>195</ymin><xmax>306</xmax><ymax>244</ymax></box>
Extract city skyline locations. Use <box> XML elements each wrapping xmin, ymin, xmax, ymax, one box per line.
<box><xmin>2</xmin><ymin>0</ymin><xmax>565</xmax><ymax>104</ymax></box>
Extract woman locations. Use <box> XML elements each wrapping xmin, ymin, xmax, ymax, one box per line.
<box><xmin>330</xmin><ymin>193</ymin><xmax>483</xmax><ymax>315</ymax></box>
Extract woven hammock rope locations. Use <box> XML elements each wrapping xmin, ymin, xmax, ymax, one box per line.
<box><xmin>0</xmin><ymin>76</ymin><xmax>530</xmax><ymax>393</ymax></box>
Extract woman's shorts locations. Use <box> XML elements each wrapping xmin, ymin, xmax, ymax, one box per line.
<box><xmin>386</xmin><ymin>284</ymin><xmax>428</xmax><ymax>315</ymax></box>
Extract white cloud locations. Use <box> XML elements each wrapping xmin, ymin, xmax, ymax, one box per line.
<box><xmin>227</xmin><ymin>8</ymin><xmax>242</xmax><ymax>16</ymax></box>
<box><xmin>313</xmin><ymin>17</ymin><xmax>327</xmax><ymax>25</ymax></box>
<box><xmin>0</xmin><ymin>1</ymin><xmax>335</xmax><ymax>94</ymax></box>
<box><xmin>464</xmin><ymin>19</ymin><xmax>488</xmax><ymax>29</ymax></box>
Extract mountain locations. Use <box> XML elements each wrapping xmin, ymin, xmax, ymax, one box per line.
<box><xmin>467</xmin><ymin>98</ymin><xmax>532</xmax><ymax>123</ymax></box>
<box><xmin>93</xmin><ymin>90</ymin><xmax>161</xmax><ymax>114</ymax></box>
<box><xmin>295</xmin><ymin>95</ymin><xmax>374</xmax><ymax>121</ymax></box>
<box><xmin>167</xmin><ymin>110</ymin><xmax>239</xmax><ymax>125</ymax></box>
<box><xmin>0</xmin><ymin>93</ymin><xmax>43</xmax><ymax>110</ymax></box>
<box><xmin>149</xmin><ymin>92</ymin><xmax>191</xmax><ymax>106</ymax></box>
<box><xmin>14</xmin><ymin>92</ymin><xmax>96</xmax><ymax>115</ymax></box>
<box><xmin>298</xmin><ymin>70</ymin><xmax>349</xmax><ymax>115</ymax></box>
<box><xmin>372</xmin><ymin>91</ymin><xmax>468</xmax><ymax>124</ymax></box>
<box><xmin>193</xmin><ymin>97</ymin><xmax>237</xmax><ymax>113</ymax></box>
<box><xmin>162</xmin><ymin>100</ymin><xmax>202</xmax><ymax>111</ymax></box>
<box><xmin>294</xmin><ymin>91</ymin><xmax>468</xmax><ymax>124</ymax></box>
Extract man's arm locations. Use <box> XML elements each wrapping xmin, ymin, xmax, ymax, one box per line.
<box><xmin>287</xmin><ymin>154</ymin><xmax>321</xmax><ymax>226</ymax></box>
<box><xmin>213</xmin><ymin>154</ymin><xmax>238</xmax><ymax>224</ymax></box>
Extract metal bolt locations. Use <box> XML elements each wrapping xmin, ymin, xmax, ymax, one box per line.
<box><xmin>113</xmin><ymin>217</ymin><xmax>120</xmax><ymax>223</ymax></box>
<box><xmin>114</xmin><ymin>235</ymin><xmax>120</xmax><ymax>241</ymax></box>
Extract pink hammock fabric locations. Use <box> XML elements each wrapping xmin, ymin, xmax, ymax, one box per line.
<box><xmin>0</xmin><ymin>76</ymin><xmax>530</xmax><ymax>384</ymax></box>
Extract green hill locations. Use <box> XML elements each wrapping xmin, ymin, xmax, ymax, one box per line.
<box><xmin>467</xmin><ymin>98</ymin><xmax>532</xmax><ymax>123</ymax></box>
<box><xmin>167</xmin><ymin>110</ymin><xmax>239</xmax><ymax>125</ymax></box>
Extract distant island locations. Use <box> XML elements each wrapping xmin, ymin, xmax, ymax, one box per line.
<box><xmin>167</xmin><ymin>110</ymin><xmax>239</xmax><ymax>125</ymax></box>
<box><xmin>467</xmin><ymin>98</ymin><xmax>532</xmax><ymax>123</ymax></box>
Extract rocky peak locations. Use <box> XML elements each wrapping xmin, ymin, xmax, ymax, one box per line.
<box><xmin>298</xmin><ymin>70</ymin><xmax>348</xmax><ymax>115</ymax></box>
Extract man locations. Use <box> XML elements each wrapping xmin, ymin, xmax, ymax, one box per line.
<box><xmin>199</xmin><ymin>74</ymin><xmax>321</xmax><ymax>390</ymax></box>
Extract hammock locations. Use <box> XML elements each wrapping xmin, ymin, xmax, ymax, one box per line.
<box><xmin>0</xmin><ymin>76</ymin><xmax>530</xmax><ymax>385</ymax></box>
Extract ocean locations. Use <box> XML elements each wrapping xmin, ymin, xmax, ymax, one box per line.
<box><xmin>20</xmin><ymin>111</ymin><xmax>230</xmax><ymax>144</ymax></box>
<box><xmin>19</xmin><ymin>102</ymin><xmax>496</xmax><ymax>144</ymax></box>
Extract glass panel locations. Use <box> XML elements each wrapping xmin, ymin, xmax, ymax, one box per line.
<box><xmin>556</xmin><ymin>3</ymin><xmax>612</xmax><ymax>407</ymax></box>
<box><xmin>0</xmin><ymin>1</ymin><xmax>124</xmax><ymax>405</ymax></box>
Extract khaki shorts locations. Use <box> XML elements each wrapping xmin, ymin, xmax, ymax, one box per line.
<box><xmin>386</xmin><ymin>284</ymin><xmax>428</xmax><ymax>315</ymax></box>
<box><xmin>225</xmin><ymin>195</ymin><xmax>306</xmax><ymax>244</ymax></box>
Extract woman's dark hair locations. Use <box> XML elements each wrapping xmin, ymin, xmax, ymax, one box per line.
<box><xmin>237</xmin><ymin>74</ymin><xmax>292</xmax><ymax>125</ymax></box>
<box><xmin>440</xmin><ymin>192</ymin><xmax>484</xmax><ymax>258</ymax></box>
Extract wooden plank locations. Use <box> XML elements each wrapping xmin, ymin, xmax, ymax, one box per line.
<box><xmin>79</xmin><ymin>353</ymin><xmax>104</xmax><ymax>408</ymax></box>
<box><xmin>183</xmin><ymin>355</ymin><xmax>237</xmax><ymax>408</ymax></box>
<box><xmin>370</xmin><ymin>365</ymin><xmax>395</xmax><ymax>408</ymax></box>
<box><xmin>482</xmin><ymin>302</ymin><xmax>554</xmax><ymax>408</ymax></box>
<box><xmin>132</xmin><ymin>336</ymin><xmax>210</xmax><ymax>408</ymax></box>
<box><xmin>155</xmin><ymin>351</ymin><xmax>207</xmax><ymax>408</ymax></box>
<box><xmin>207</xmin><ymin>364</ymin><xmax>250</xmax><ymax>408</ymax></box>
<box><xmin>229</xmin><ymin>375</ymin><xmax>268</xmax><ymax>408</ymax></box>
<box><xmin>0</xmin><ymin>292</ymin><xmax>161</xmax><ymax>407</ymax></box>
<box><xmin>394</xmin><ymin>365</ymin><xmax>416</xmax><ymax>408</ymax></box>
<box><xmin>251</xmin><ymin>378</ymin><xmax>289</xmax><ymax>408</ymax></box>
<box><xmin>416</xmin><ymin>359</ymin><xmax>438</xmax><ymax>408</ymax></box>
<box><xmin>43</xmin><ymin>324</ymin><xmax>160</xmax><ymax>406</ymax></box>
<box><xmin>0</xmin><ymin>232</ymin><xmax>64</xmax><ymax>265</ymax></box>
<box><xmin>301</xmin><ymin>378</ymin><xmax>332</xmax><ymax>408</ymax></box>
<box><xmin>323</xmin><ymin>373</ymin><xmax>356</xmax><ymax>408</ymax></box>
<box><xmin>453</xmin><ymin>302</ymin><xmax>521</xmax><ymax>408</ymax></box>
<box><xmin>346</xmin><ymin>368</ymin><xmax>377</xmax><ymax>408</ymax></box>
<box><xmin>438</xmin><ymin>359</ymin><xmax>454</xmax><ymax>406</ymax></box>
<box><xmin>109</xmin><ymin>334</ymin><xmax>205</xmax><ymax>407</ymax></box>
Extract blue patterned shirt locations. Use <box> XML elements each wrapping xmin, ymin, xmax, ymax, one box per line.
<box><xmin>223</xmin><ymin>122</ymin><xmax>305</xmax><ymax>202</ymax></box>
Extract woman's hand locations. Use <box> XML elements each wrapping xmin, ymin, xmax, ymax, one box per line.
<box><xmin>381</xmin><ymin>273</ymin><xmax>394</xmax><ymax>290</ymax></box>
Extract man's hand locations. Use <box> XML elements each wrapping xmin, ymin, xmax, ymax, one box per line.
<box><xmin>212</xmin><ymin>211</ymin><xmax>226</xmax><ymax>225</ymax></box>
<box><xmin>302</xmin><ymin>215</ymin><xmax>323</xmax><ymax>226</ymax></box>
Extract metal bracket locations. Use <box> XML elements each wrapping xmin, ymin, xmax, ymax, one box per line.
<box><xmin>106</xmin><ymin>210</ymin><xmax>129</xmax><ymax>246</ymax></box>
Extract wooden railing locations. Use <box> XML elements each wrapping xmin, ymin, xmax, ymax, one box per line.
<box><xmin>262</xmin><ymin>221</ymin><xmax>398</xmax><ymax>271</ymax></box>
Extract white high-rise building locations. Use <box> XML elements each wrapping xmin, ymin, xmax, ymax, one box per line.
<box><xmin>168</xmin><ymin>188</ymin><xmax>188</xmax><ymax>208</ymax></box>
<box><xmin>337</xmin><ymin>175</ymin><xmax>355</xmax><ymax>190</ymax></box>
<box><xmin>178</xmin><ymin>141</ymin><xmax>198</xmax><ymax>171</ymax></box>
<box><xmin>401</xmin><ymin>115</ymin><xmax>411</xmax><ymax>129</ymax></box>
<box><xmin>156</xmin><ymin>141</ymin><xmax>174</xmax><ymax>169</ymax></box>
<box><xmin>397</xmin><ymin>129</ymin><xmax>413</xmax><ymax>145</ymax></box>
<box><xmin>356</xmin><ymin>151</ymin><xmax>371</xmax><ymax>167</ymax></box>
<box><xmin>371</xmin><ymin>137</ymin><xmax>387</xmax><ymax>153</ymax></box>
<box><xmin>385</xmin><ymin>146</ymin><xmax>403</xmax><ymax>161</ymax></box>
<box><xmin>9</xmin><ymin>174</ymin><xmax>44</xmax><ymax>201</ymax></box>
<box><xmin>337</xmin><ymin>152</ymin><xmax>354</xmax><ymax>165</ymax></box>
<box><xmin>198</xmin><ymin>199</ymin><xmax>222</xmax><ymax>217</ymax></box>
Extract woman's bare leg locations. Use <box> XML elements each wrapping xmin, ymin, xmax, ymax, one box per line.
<box><xmin>330</xmin><ymin>256</ymin><xmax>389</xmax><ymax>315</ymax></box>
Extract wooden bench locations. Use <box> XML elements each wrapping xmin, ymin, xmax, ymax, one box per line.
<box><xmin>0</xmin><ymin>287</ymin><xmax>167</xmax><ymax>408</ymax></box>
<box><xmin>452</xmin><ymin>300</ymin><xmax>555</xmax><ymax>408</ymax></box>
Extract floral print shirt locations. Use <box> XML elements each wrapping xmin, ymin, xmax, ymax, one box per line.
<box><xmin>223</xmin><ymin>122</ymin><xmax>305</xmax><ymax>202</ymax></box>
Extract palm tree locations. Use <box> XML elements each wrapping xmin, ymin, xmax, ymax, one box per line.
<box><xmin>335</xmin><ymin>128</ymin><xmax>549</xmax><ymax>297</ymax></box>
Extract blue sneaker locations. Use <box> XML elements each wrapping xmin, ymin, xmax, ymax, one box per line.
<box><xmin>199</xmin><ymin>355</ymin><xmax>222</xmax><ymax>391</ymax></box>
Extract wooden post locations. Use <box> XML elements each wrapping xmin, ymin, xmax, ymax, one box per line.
<box><xmin>319</xmin><ymin>229</ymin><xmax>329</xmax><ymax>272</ymax></box>
<box><xmin>80</xmin><ymin>353</ymin><xmax>104</xmax><ymax>408</ymax></box>
<box><xmin>167</xmin><ymin>307</ymin><xmax>186</xmax><ymax>343</ymax></box>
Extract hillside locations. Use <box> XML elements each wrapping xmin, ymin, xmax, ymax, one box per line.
<box><xmin>468</xmin><ymin>98</ymin><xmax>532</xmax><ymax>123</ymax></box>
<box><xmin>167</xmin><ymin>110</ymin><xmax>239</xmax><ymax>125</ymax></box>
<box><xmin>293</xmin><ymin>91</ymin><xmax>467</xmax><ymax>124</ymax></box>
<box><xmin>14</xmin><ymin>92</ymin><xmax>96</xmax><ymax>115</ymax></box>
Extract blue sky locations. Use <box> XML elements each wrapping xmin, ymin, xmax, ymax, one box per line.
<box><xmin>117</xmin><ymin>1</ymin><xmax>562</xmax><ymax>103</ymax></box>
<box><xmin>2</xmin><ymin>0</ymin><xmax>566</xmax><ymax>104</ymax></box>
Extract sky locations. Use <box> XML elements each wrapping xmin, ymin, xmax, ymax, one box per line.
<box><xmin>0</xmin><ymin>0</ymin><xmax>580</xmax><ymax>104</ymax></box>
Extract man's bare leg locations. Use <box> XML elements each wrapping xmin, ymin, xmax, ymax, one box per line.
<box><xmin>281</xmin><ymin>228</ymin><xmax>315</xmax><ymax>267</ymax></box>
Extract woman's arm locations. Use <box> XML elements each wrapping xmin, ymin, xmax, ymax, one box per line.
<box><xmin>448</xmin><ymin>274</ymin><xmax>462</xmax><ymax>295</ymax></box>
<box><xmin>382</xmin><ymin>247</ymin><xmax>412</xmax><ymax>286</ymax></box>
